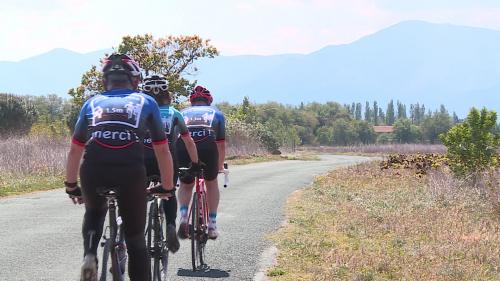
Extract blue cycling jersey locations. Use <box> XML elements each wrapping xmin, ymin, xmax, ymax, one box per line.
<box><xmin>143</xmin><ymin>105</ymin><xmax>188</xmax><ymax>158</ymax></box>
<box><xmin>72</xmin><ymin>88</ymin><xmax>166</xmax><ymax>165</ymax></box>
<box><xmin>181</xmin><ymin>105</ymin><xmax>225</xmax><ymax>143</ymax></box>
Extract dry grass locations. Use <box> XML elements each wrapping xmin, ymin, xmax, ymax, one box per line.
<box><xmin>0</xmin><ymin>136</ymin><xmax>68</xmax><ymax>196</ymax></box>
<box><xmin>268</xmin><ymin>163</ymin><xmax>500</xmax><ymax>281</ymax></box>
<box><xmin>227</xmin><ymin>152</ymin><xmax>319</xmax><ymax>165</ymax></box>
<box><xmin>309</xmin><ymin>144</ymin><xmax>447</xmax><ymax>155</ymax></box>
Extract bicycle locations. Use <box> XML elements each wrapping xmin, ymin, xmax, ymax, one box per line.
<box><xmin>179</xmin><ymin>163</ymin><xmax>229</xmax><ymax>271</ymax></box>
<box><xmin>145</xmin><ymin>176</ymin><xmax>170</xmax><ymax>281</ymax></box>
<box><xmin>98</xmin><ymin>190</ymin><xmax>127</xmax><ymax>281</ymax></box>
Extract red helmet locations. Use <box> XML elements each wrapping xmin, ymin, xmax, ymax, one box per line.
<box><xmin>102</xmin><ymin>53</ymin><xmax>142</xmax><ymax>80</ymax></box>
<box><xmin>189</xmin><ymin>85</ymin><xmax>213</xmax><ymax>104</ymax></box>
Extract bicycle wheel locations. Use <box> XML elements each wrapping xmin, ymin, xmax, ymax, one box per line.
<box><xmin>158</xmin><ymin>201</ymin><xmax>169</xmax><ymax>281</ymax></box>
<box><xmin>100</xmin><ymin>238</ymin><xmax>111</xmax><ymax>281</ymax></box>
<box><xmin>190</xmin><ymin>192</ymin><xmax>206</xmax><ymax>271</ymax></box>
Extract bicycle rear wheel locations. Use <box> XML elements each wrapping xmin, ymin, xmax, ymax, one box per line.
<box><xmin>100</xmin><ymin>238</ymin><xmax>111</xmax><ymax>281</ymax></box>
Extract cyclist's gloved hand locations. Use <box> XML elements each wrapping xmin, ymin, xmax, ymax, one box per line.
<box><xmin>189</xmin><ymin>160</ymin><xmax>206</xmax><ymax>173</ymax></box>
<box><xmin>65</xmin><ymin>181</ymin><xmax>84</xmax><ymax>205</ymax></box>
<box><xmin>147</xmin><ymin>184</ymin><xmax>176</xmax><ymax>198</ymax></box>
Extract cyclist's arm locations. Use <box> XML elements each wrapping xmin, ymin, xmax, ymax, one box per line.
<box><xmin>215</xmin><ymin>112</ymin><xmax>226</xmax><ymax>171</ymax></box>
<box><xmin>65</xmin><ymin>102</ymin><xmax>88</xmax><ymax>183</ymax></box>
<box><xmin>148</xmin><ymin>99</ymin><xmax>174</xmax><ymax>190</ymax></box>
<box><xmin>177</xmin><ymin>112</ymin><xmax>199</xmax><ymax>163</ymax></box>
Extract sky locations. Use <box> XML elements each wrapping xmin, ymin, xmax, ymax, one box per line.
<box><xmin>2</xmin><ymin>0</ymin><xmax>500</xmax><ymax>61</ymax></box>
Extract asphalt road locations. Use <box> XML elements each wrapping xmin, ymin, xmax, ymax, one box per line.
<box><xmin>0</xmin><ymin>155</ymin><xmax>371</xmax><ymax>281</ymax></box>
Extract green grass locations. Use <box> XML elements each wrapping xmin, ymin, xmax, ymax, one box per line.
<box><xmin>0</xmin><ymin>173</ymin><xmax>64</xmax><ymax>197</ymax></box>
<box><xmin>268</xmin><ymin>163</ymin><xmax>500</xmax><ymax>280</ymax></box>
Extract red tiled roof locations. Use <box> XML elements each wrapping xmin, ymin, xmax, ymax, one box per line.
<box><xmin>373</xmin><ymin>126</ymin><xmax>394</xmax><ymax>133</ymax></box>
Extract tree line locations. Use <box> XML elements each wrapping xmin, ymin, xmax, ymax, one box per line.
<box><xmin>1</xmin><ymin>32</ymin><xmax>497</xmax><ymax>151</ymax></box>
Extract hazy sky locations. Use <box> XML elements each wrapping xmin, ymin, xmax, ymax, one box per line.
<box><xmin>2</xmin><ymin>0</ymin><xmax>500</xmax><ymax>61</ymax></box>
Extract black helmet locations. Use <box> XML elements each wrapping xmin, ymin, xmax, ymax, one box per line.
<box><xmin>102</xmin><ymin>53</ymin><xmax>142</xmax><ymax>81</ymax></box>
<box><xmin>142</xmin><ymin>75</ymin><xmax>169</xmax><ymax>96</ymax></box>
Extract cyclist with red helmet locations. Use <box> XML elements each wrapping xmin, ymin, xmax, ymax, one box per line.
<box><xmin>142</xmin><ymin>75</ymin><xmax>200</xmax><ymax>253</ymax></box>
<box><xmin>64</xmin><ymin>54</ymin><xmax>175</xmax><ymax>281</ymax></box>
<box><xmin>177</xmin><ymin>85</ymin><xmax>226</xmax><ymax>240</ymax></box>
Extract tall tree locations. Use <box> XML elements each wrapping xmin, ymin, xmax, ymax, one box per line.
<box><xmin>373</xmin><ymin>101</ymin><xmax>379</xmax><ymax>125</ymax></box>
<box><xmin>386</xmin><ymin>100</ymin><xmax>395</xmax><ymax>125</ymax></box>
<box><xmin>355</xmin><ymin>103</ymin><xmax>362</xmax><ymax>120</ymax></box>
<box><xmin>364</xmin><ymin>101</ymin><xmax>371</xmax><ymax>123</ymax></box>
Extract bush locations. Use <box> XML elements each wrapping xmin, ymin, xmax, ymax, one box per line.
<box><xmin>440</xmin><ymin>108</ymin><xmax>500</xmax><ymax>181</ymax></box>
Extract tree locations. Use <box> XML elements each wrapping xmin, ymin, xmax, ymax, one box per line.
<box><xmin>354</xmin><ymin>120</ymin><xmax>376</xmax><ymax>144</ymax></box>
<box><xmin>66</xmin><ymin>34</ymin><xmax>219</xmax><ymax>129</ymax></box>
<box><xmin>364</xmin><ymin>101</ymin><xmax>371</xmax><ymax>123</ymax></box>
<box><xmin>355</xmin><ymin>103</ymin><xmax>362</xmax><ymax>120</ymax></box>
<box><xmin>386</xmin><ymin>100</ymin><xmax>395</xmax><ymax>125</ymax></box>
<box><xmin>331</xmin><ymin>119</ymin><xmax>358</xmax><ymax>145</ymax></box>
<box><xmin>0</xmin><ymin>93</ymin><xmax>37</xmax><ymax>136</ymax></box>
<box><xmin>393</xmin><ymin>119</ymin><xmax>421</xmax><ymax>143</ymax></box>
<box><xmin>441</xmin><ymin>108</ymin><xmax>500</xmax><ymax>181</ymax></box>
<box><xmin>421</xmin><ymin>106</ymin><xmax>452</xmax><ymax>144</ymax></box>
<box><xmin>396</xmin><ymin>101</ymin><xmax>407</xmax><ymax>120</ymax></box>
<box><xmin>117</xmin><ymin>34</ymin><xmax>218</xmax><ymax>99</ymax></box>
<box><xmin>373</xmin><ymin>101</ymin><xmax>379</xmax><ymax>125</ymax></box>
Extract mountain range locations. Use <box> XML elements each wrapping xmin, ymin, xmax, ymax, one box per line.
<box><xmin>1</xmin><ymin>20</ymin><xmax>499</xmax><ymax>116</ymax></box>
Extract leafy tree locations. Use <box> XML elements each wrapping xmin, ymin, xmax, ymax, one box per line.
<box><xmin>393</xmin><ymin>119</ymin><xmax>421</xmax><ymax>143</ymax></box>
<box><xmin>354</xmin><ymin>120</ymin><xmax>376</xmax><ymax>144</ymax></box>
<box><xmin>373</xmin><ymin>101</ymin><xmax>379</xmax><ymax>125</ymax></box>
<box><xmin>117</xmin><ymin>34</ymin><xmax>218</xmax><ymax>98</ymax></box>
<box><xmin>421</xmin><ymin>107</ymin><xmax>452</xmax><ymax>143</ymax></box>
<box><xmin>331</xmin><ymin>119</ymin><xmax>358</xmax><ymax>145</ymax></box>
<box><xmin>0</xmin><ymin>93</ymin><xmax>37</xmax><ymax>136</ymax></box>
<box><xmin>440</xmin><ymin>108</ymin><xmax>500</xmax><ymax>181</ymax></box>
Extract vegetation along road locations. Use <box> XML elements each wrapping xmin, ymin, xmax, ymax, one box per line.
<box><xmin>0</xmin><ymin>155</ymin><xmax>371</xmax><ymax>281</ymax></box>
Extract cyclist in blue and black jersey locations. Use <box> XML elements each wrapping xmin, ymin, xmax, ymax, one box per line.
<box><xmin>142</xmin><ymin>75</ymin><xmax>200</xmax><ymax>253</ymax></box>
<box><xmin>177</xmin><ymin>85</ymin><xmax>226</xmax><ymax>240</ymax></box>
<box><xmin>64</xmin><ymin>54</ymin><xmax>175</xmax><ymax>281</ymax></box>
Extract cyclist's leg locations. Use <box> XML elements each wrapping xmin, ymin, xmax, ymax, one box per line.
<box><xmin>200</xmin><ymin>141</ymin><xmax>220</xmax><ymax>238</ymax></box>
<box><xmin>114</xmin><ymin>165</ymin><xmax>150</xmax><ymax>281</ymax></box>
<box><xmin>176</xmin><ymin>139</ymin><xmax>196</xmax><ymax>239</ymax></box>
<box><xmin>163</xmin><ymin>148</ymin><xmax>178</xmax><ymax>227</ymax></box>
<box><xmin>80</xmin><ymin>162</ymin><xmax>107</xmax><ymax>258</ymax></box>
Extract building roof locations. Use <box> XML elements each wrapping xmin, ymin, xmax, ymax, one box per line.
<box><xmin>373</xmin><ymin>125</ymin><xmax>394</xmax><ymax>133</ymax></box>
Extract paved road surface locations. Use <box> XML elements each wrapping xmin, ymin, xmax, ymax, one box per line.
<box><xmin>0</xmin><ymin>155</ymin><xmax>371</xmax><ymax>281</ymax></box>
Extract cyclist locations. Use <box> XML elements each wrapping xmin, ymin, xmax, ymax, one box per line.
<box><xmin>64</xmin><ymin>54</ymin><xmax>175</xmax><ymax>281</ymax></box>
<box><xmin>177</xmin><ymin>85</ymin><xmax>226</xmax><ymax>240</ymax></box>
<box><xmin>142</xmin><ymin>75</ymin><xmax>200</xmax><ymax>253</ymax></box>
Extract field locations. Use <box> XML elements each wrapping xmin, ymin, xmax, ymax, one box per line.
<box><xmin>0</xmin><ymin>136</ymin><xmax>314</xmax><ymax>197</ymax></box>
<box><xmin>268</xmin><ymin>162</ymin><xmax>500</xmax><ymax>280</ymax></box>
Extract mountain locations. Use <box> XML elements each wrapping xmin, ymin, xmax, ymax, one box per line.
<box><xmin>1</xmin><ymin>21</ymin><xmax>499</xmax><ymax>115</ymax></box>
<box><xmin>0</xmin><ymin>48</ymin><xmax>110</xmax><ymax>96</ymax></box>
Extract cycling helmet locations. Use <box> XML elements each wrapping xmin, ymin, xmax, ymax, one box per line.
<box><xmin>102</xmin><ymin>53</ymin><xmax>142</xmax><ymax>81</ymax></box>
<box><xmin>142</xmin><ymin>75</ymin><xmax>169</xmax><ymax>96</ymax></box>
<box><xmin>189</xmin><ymin>85</ymin><xmax>213</xmax><ymax>104</ymax></box>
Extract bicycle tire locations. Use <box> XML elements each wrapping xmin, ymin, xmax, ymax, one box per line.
<box><xmin>190</xmin><ymin>192</ymin><xmax>198</xmax><ymax>271</ymax></box>
<box><xmin>100</xmin><ymin>238</ymin><xmax>111</xmax><ymax>281</ymax></box>
<box><xmin>158</xmin><ymin>201</ymin><xmax>169</xmax><ymax>281</ymax></box>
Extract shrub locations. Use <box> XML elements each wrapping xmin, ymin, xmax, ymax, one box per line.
<box><xmin>440</xmin><ymin>108</ymin><xmax>499</xmax><ymax>181</ymax></box>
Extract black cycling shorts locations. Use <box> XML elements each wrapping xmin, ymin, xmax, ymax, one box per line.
<box><xmin>144</xmin><ymin>147</ymin><xmax>179</xmax><ymax>185</ymax></box>
<box><xmin>176</xmin><ymin>139</ymin><xmax>219</xmax><ymax>183</ymax></box>
<box><xmin>79</xmin><ymin>162</ymin><xmax>149</xmax><ymax>280</ymax></box>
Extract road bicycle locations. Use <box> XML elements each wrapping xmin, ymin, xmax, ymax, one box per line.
<box><xmin>179</xmin><ymin>163</ymin><xmax>229</xmax><ymax>271</ymax></box>
<box><xmin>98</xmin><ymin>190</ymin><xmax>127</xmax><ymax>281</ymax></box>
<box><xmin>145</xmin><ymin>176</ymin><xmax>170</xmax><ymax>281</ymax></box>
